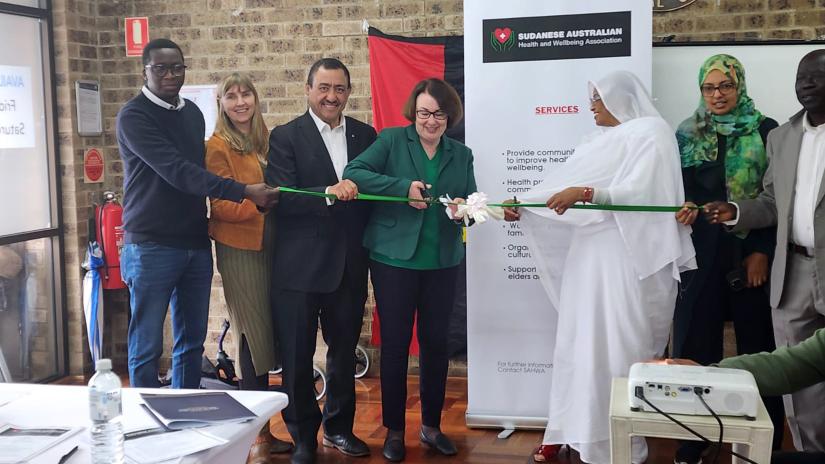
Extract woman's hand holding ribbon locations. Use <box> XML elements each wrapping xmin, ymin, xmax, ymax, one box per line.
<box><xmin>546</xmin><ymin>187</ymin><xmax>587</xmax><ymax>215</ymax></box>
<box><xmin>675</xmin><ymin>201</ymin><xmax>699</xmax><ymax>225</ymax></box>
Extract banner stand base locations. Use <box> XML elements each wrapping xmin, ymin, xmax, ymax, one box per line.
<box><xmin>465</xmin><ymin>413</ymin><xmax>547</xmax><ymax>431</ymax></box>
<box><xmin>497</xmin><ymin>428</ymin><xmax>515</xmax><ymax>439</ymax></box>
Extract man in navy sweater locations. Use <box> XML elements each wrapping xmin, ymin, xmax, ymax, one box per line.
<box><xmin>116</xmin><ymin>38</ymin><xmax>278</xmax><ymax>388</ymax></box>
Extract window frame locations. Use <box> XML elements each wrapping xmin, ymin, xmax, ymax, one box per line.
<box><xmin>0</xmin><ymin>0</ymin><xmax>67</xmax><ymax>382</ymax></box>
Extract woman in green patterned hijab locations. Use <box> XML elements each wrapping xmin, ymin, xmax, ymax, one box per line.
<box><xmin>676</xmin><ymin>54</ymin><xmax>767</xmax><ymax>202</ymax></box>
<box><xmin>671</xmin><ymin>54</ymin><xmax>784</xmax><ymax>464</ymax></box>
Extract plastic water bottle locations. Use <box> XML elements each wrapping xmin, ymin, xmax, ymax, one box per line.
<box><xmin>89</xmin><ymin>358</ymin><xmax>124</xmax><ymax>464</ymax></box>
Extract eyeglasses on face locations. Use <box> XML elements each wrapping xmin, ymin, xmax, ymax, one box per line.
<box><xmin>145</xmin><ymin>64</ymin><xmax>187</xmax><ymax>77</ymax></box>
<box><xmin>590</xmin><ymin>93</ymin><xmax>602</xmax><ymax>103</ymax></box>
<box><xmin>700</xmin><ymin>81</ymin><xmax>736</xmax><ymax>97</ymax></box>
<box><xmin>416</xmin><ymin>109</ymin><xmax>448</xmax><ymax>121</ymax></box>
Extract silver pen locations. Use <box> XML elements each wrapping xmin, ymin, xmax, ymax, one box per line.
<box><xmin>57</xmin><ymin>445</ymin><xmax>78</xmax><ymax>464</ymax></box>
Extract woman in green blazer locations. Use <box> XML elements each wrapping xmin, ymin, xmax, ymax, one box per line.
<box><xmin>343</xmin><ymin>78</ymin><xmax>476</xmax><ymax>462</ymax></box>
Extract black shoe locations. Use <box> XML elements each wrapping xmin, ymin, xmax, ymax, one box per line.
<box><xmin>270</xmin><ymin>436</ymin><xmax>294</xmax><ymax>454</ymax></box>
<box><xmin>290</xmin><ymin>442</ymin><xmax>317</xmax><ymax>464</ymax></box>
<box><xmin>382</xmin><ymin>434</ymin><xmax>406</xmax><ymax>462</ymax></box>
<box><xmin>322</xmin><ymin>432</ymin><xmax>370</xmax><ymax>457</ymax></box>
<box><xmin>419</xmin><ymin>430</ymin><xmax>457</xmax><ymax>456</ymax></box>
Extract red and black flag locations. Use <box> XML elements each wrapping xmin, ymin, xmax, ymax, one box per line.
<box><xmin>367</xmin><ymin>27</ymin><xmax>465</xmax><ymax>142</ymax></box>
<box><xmin>366</xmin><ymin>27</ymin><xmax>468</xmax><ymax>357</ymax></box>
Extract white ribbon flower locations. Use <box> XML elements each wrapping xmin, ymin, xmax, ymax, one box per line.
<box><xmin>440</xmin><ymin>192</ymin><xmax>505</xmax><ymax>225</ymax></box>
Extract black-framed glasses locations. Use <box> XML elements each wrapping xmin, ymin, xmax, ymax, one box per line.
<box><xmin>416</xmin><ymin>109</ymin><xmax>448</xmax><ymax>121</ymax></box>
<box><xmin>700</xmin><ymin>81</ymin><xmax>736</xmax><ymax>96</ymax></box>
<box><xmin>144</xmin><ymin>64</ymin><xmax>187</xmax><ymax>77</ymax></box>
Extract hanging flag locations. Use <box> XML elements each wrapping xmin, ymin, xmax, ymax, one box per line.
<box><xmin>82</xmin><ymin>241</ymin><xmax>104</xmax><ymax>363</ymax></box>
<box><xmin>367</xmin><ymin>27</ymin><xmax>465</xmax><ymax>142</ymax></box>
<box><xmin>367</xmin><ymin>27</ymin><xmax>467</xmax><ymax>356</ymax></box>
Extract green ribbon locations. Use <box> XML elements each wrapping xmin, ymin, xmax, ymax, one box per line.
<box><xmin>279</xmin><ymin>186</ymin><xmax>430</xmax><ymax>204</ymax></box>
<box><xmin>488</xmin><ymin>203</ymin><xmax>692</xmax><ymax>212</ymax></box>
<box><xmin>278</xmin><ymin>186</ymin><xmax>699</xmax><ymax>212</ymax></box>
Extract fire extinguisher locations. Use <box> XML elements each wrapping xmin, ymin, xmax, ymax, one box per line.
<box><xmin>95</xmin><ymin>191</ymin><xmax>126</xmax><ymax>290</ymax></box>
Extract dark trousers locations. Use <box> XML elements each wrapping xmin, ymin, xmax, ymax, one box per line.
<box><xmin>238</xmin><ymin>335</ymin><xmax>268</xmax><ymax>391</ymax></box>
<box><xmin>272</xmin><ymin>278</ymin><xmax>364</xmax><ymax>447</ymax></box>
<box><xmin>674</xmin><ymin>244</ymin><xmax>784</xmax><ymax>459</ymax></box>
<box><xmin>370</xmin><ymin>260</ymin><xmax>458</xmax><ymax>431</ymax></box>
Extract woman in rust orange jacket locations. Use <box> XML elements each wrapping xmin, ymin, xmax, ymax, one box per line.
<box><xmin>206</xmin><ymin>72</ymin><xmax>290</xmax><ymax>463</ymax></box>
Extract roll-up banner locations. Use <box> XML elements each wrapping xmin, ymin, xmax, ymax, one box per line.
<box><xmin>464</xmin><ymin>0</ymin><xmax>652</xmax><ymax>430</ymax></box>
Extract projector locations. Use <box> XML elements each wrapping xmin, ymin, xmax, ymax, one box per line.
<box><xmin>627</xmin><ymin>362</ymin><xmax>760</xmax><ymax>420</ymax></box>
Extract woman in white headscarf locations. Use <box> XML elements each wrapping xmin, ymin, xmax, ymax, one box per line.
<box><xmin>505</xmin><ymin>70</ymin><xmax>696</xmax><ymax>464</ymax></box>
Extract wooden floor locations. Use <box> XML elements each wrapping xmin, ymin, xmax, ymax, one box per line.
<box><xmin>269</xmin><ymin>375</ymin><xmax>556</xmax><ymax>464</ymax></box>
<box><xmin>265</xmin><ymin>375</ymin><xmax>751</xmax><ymax>464</ymax></box>
<box><xmin>57</xmin><ymin>374</ymin><xmax>793</xmax><ymax>463</ymax></box>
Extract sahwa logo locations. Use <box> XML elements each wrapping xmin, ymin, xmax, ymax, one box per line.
<box><xmin>491</xmin><ymin>27</ymin><xmax>515</xmax><ymax>52</ymax></box>
<box><xmin>483</xmin><ymin>12</ymin><xmax>631</xmax><ymax>63</ymax></box>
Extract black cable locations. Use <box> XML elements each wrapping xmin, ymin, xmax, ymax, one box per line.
<box><xmin>697</xmin><ymin>390</ymin><xmax>723</xmax><ymax>464</ymax></box>
<box><xmin>634</xmin><ymin>387</ymin><xmax>713</xmax><ymax>442</ymax></box>
<box><xmin>633</xmin><ymin>387</ymin><xmax>759</xmax><ymax>464</ymax></box>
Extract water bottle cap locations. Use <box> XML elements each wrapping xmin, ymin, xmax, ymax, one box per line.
<box><xmin>95</xmin><ymin>358</ymin><xmax>112</xmax><ymax>371</ymax></box>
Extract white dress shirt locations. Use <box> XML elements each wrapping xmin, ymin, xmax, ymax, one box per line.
<box><xmin>308</xmin><ymin>108</ymin><xmax>348</xmax><ymax>181</ymax></box>
<box><xmin>141</xmin><ymin>86</ymin><xmax>185</xmax><ymax>111</ymax></box>
<box><xmin>308</xmin><ymin>108</ymin><xmax>348</xmax><ymax>205</ymax></box>
<box><xmin>791</xmin><ymin>113</ymin><xmax>825</xmax><ymax>248</ymax></box>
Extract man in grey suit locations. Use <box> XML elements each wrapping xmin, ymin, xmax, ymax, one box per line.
<box><xmin>706</xmin><ymin>50</ymin><xmax>825</xmax><ymax>453</ymax></box>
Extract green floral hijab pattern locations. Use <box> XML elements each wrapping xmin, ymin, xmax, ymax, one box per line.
<box><xmin>676</xmin><ymin>54</ymin><xmax>767</xmax><ymax>202</ymax></box>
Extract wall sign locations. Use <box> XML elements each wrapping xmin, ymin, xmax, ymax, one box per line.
<box><xmin>125</xmin><ymin>17</ymin><xmax>149</xmax><ymax>57</ymax></box>
<box><xmin>653</xmin><ymin>0</ymin><xmax>697</xmax><ymax>12</ymax></box>
<box><xmin>179</xmin><ymin>84</ymin><xmax>218</xmax><ymax>140</ymax></box>
<box><xmin>83</xmin><ymin>148</ymin><xmax>105</xmax><ymax>184</ymax></box>
<box><xmin>75</xmin><ymin>80</ymin><xmax>102</xmax><ymax>136</ymax></box>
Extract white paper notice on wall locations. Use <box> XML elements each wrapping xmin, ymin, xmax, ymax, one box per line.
<box><xmin>180</xmin><ymin>84</ymin><xmax>218</xmax><ymax>140</ymax></box>
<box><xmin>75</xmin><ymin>80</ymin><xmax>103</xmax><ymax>136</ymax></box>
<box><xmin>0</xmin><ymin>65</ymin><xmax>35</xmax><ymax>149</ymax></box>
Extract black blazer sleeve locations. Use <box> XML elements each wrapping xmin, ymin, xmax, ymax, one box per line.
<box><xmin>265</xmin><ymin>122</ymin><xmax>332</xmax><ymax>217</ymax></box>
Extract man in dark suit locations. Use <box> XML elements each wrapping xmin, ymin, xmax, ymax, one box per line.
<box><xmin>265</xmin><ymin>58</ymin><xmax>377</xmax><ymax>464</ymax></box>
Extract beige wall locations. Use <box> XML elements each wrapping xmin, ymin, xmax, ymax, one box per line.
<box><xmin>653</xmin><ymin>0</ymin><xmax>825</xmax><ymax>41</ymax></box>
<box><xmin>50</xmin><ymin>0</ymin><xmax>825</xmax><ymax>376</ymax></box>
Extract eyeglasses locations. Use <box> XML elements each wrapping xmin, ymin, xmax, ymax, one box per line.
<box><xmin>416</xmin><ymin>109</ymin><xmax>448</xmax><ymax>121</ymax></box>
<box><xmin>700</xmin><ymin>82</ymin><xmax>736</xmax><ymax>96</ymax></box>
<box><xmin>590</xmin><ymin>94</ymin><xmax>602</xmax><ymax>103</ymax></box>
<box><xmin>144</xmin><ymin>64</ymin><xmax>187</xmax><ymax>77</ymax></box>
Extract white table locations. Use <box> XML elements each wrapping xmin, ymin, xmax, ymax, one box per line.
<box><xmin>0</xmin><ymin>383</ymin><xmax>288</xmax><ymax>464</ymax></box>
<box><xmin>609</xmin><ymin>377</ymin><xmax>773</xmax><ymax>464</ymax></box>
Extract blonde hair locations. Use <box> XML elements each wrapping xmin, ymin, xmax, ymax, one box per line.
<box><xmin>214</xmin><ymin>73</ymin><xmax>269</xmax><ymax>163</ymax></box>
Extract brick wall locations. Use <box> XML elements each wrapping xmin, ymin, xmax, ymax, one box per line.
<box><xmin>50</xmin><ymin>0</ymin><xmax>825</xmax><ymax>378</ymax></box>
<box><xmin>652</xmin><ymin>0</ymin><xmax>825</xmax><ymax>41</ymax></box>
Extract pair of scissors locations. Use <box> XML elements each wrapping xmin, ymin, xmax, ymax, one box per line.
<box><xmin>419</xmin><ymin>183</ymin><xmax>434</xmax><ymax>204</ymax></box>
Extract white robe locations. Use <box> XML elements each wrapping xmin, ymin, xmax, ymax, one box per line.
<box><xmin>521</xmin><ymin>71</ymin><xmax>696</xmax><ymax>464</ymax></box>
